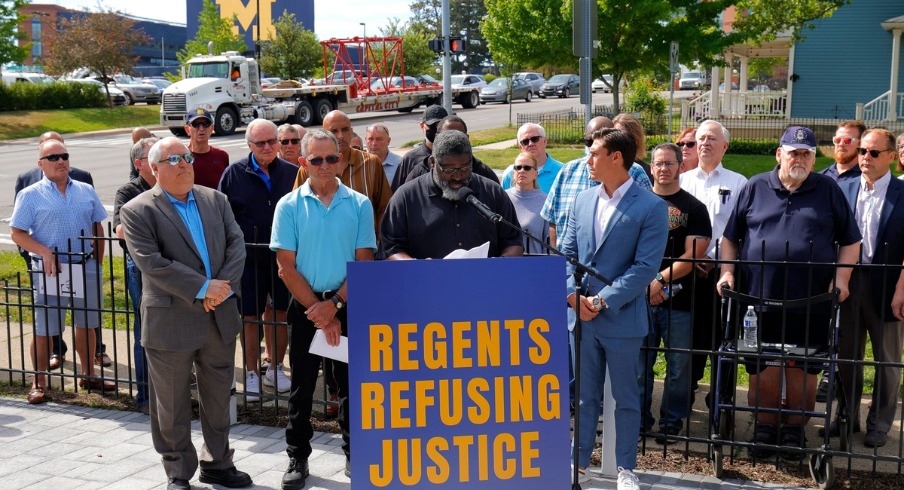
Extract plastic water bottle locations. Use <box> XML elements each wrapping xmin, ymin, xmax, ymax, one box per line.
<box><xmin>743</xmin><ymin>306</ymin><xmax>758</xmax><ymax>348</ymax></box>
<box><xmin>662</xmin><ymin>283</ymin><xmax>683</xmax><ymax>299</ymax></box>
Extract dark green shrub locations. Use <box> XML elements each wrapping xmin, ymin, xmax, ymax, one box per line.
<box><xmin>0</xmin><ymin>81</ymin><xmax>107</xmax><ymax>111</ymax></box>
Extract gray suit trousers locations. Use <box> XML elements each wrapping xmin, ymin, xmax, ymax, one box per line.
<box><xmin>146</xmin><ymin>320</ymin><xmax>237</xmax><ymax>480</ymax></box>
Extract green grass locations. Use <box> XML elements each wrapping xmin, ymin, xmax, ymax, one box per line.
<box><xmin>0</xmin><ymin>105</ymin><xmax>160</xmax><ymax>140</ymax></box>
<box><xmin>0</xmin><ymin>251</ymin><xmax>131</xmax><ymax>332</ymax></box>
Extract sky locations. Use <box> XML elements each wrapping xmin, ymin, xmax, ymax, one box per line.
<box><xmin>47</xmin><ymin>0</ymin><xmax>413</xmax><ymax>41</ymax></box>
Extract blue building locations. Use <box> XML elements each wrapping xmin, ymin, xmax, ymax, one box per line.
<box><xmin>187</xmin><ymin>0</ymin><xmax>315</xmax><ymax>58</ymax></box>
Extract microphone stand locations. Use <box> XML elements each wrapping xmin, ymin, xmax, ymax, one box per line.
<box><xmin>471</xmin><ymin>206</ymin><xmax>610</xmax><ymax>489</ymax></box>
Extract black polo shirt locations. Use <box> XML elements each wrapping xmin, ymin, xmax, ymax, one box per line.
<box><xmin>380</xmin><ymin>173</ymin><xmax>522</xmax><ymax>259</ymax></box>
<box><xmin>113</xmin><ymin>176</ymin><xmax>153</xmax><ymax>252</ymax></box>
<box><xmin>723</xmin><ymin>168</ymin><xmax>860</xmax><ymax>305</ymax></box>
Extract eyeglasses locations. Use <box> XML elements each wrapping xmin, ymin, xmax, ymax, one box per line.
<box><xmin>280</xmin><ymin>138</ymin><xmax>301</xmax><ymax>145</ymax></box>
<box><xmin>858</xmin><ymin>148</ymin><xmax>893</xmax><ymax>158</ymax></box>
<box><xmin>308</xmin><ymin>155</ymin><xmax>340</xmax><ymax>166</ymax></box>
<box><xmin>190</xmin><ymin>120</ymin><xmax>212</xmax><ymax>129</ymax></box>
<box><xmin>40</xmin><ymin>153</ymin><xmax>69</xmax><ymax>162</ymax></box>
<box><xmin>676</xmin><ymin>141</ymin><xmax>696</xmax><ymax>148</ymax></box>
<box><xmin>250</xmin><ymin>138</ymin><xmax>278</xmax><ymax>148</ymax></box>
<box><xmin>157</xmin><ymin>153</ymin><xmax>195</xmax><ymax>166</ymax></box>
<box><xmin>519</xmin><ymin>135</ymin><xmax>543</xmax><ymax>146</ymax></box>
<box><xmin>352</xmin><ymin>145</ymin><xmax>363</xmax><ymax>151</ymax></box>
<box><xmin>833</xmin><ymin>136</ymin><xmax>859</xmax><ymax>145</ymax></box>
<box><xmin>651</xmin><ymin>161</ymin><xmax>679</xmax><ymax>168</ymax></box>
<box><xmin>513</xmin><ymin>165</ymin><xmax>535</xmax><ymax>171</ymax></box>
<box><xmin>897</xmin><ymin>144</ymin><xmax>904</xmax><ymax>151</ymax></box>
<box><xmin>436</xmin><ymin>162</ymin><xmax>472</xmax><ymax>177</ymax></box>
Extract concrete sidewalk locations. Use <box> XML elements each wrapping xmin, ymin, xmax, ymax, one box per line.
<box><xmin>0</xmin><ymin>397</ymin><xmax>809</xmax><ymax>490</ymax></box>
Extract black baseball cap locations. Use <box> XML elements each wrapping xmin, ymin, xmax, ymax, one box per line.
<box><xmin>422</xmin><ymin>105</ymin><xmax>448</xmax><ymax>125</ymax></box>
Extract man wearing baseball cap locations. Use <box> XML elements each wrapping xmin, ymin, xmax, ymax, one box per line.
<box><xmin>184</xmin><ymin>107</ymin><xmax>230</xmax><ymax>189</ymax></box>
<box><xmin>390</xmin><ymin>105</ymin><xmax>448</xmax><ymax>191</ymax></box>
<box><xmin>716</xmin><ymin>125</ymin><xmax>861</xmax><ymax>461</ymax></box>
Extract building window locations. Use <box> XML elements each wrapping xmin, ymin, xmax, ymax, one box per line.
<box><xmin>31</xmin><ymin>17</ymin><xmax>43</xmax><ymax>57</ymax></box>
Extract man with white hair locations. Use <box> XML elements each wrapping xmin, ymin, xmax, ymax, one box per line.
<box><xmin>678</xmin><ymin>119</ymin><xmax>748</xmax><ymax>394</ymax></box>
<box><xmin>500</xmin><ymin>122</ymin><xmax>563</xmax><ymax>193</ymax></box>
<box><xmin>365</xmin><ymin>123</ymin><xmax>402</xmax><ymax>183</ymax></box>
<box><xmin>277</xmin><ymin>123</ymin><xmax>305</xmax><ymax>165</ymax></box>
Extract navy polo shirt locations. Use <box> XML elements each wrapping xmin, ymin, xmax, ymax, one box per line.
<box><xmin>723</xmin><ymin>168</ymin><xmax>860</xmax><ymax>304</ymax></box>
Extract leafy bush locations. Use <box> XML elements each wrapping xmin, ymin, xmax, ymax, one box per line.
<box><xmin>483</xmin><ymin>74</ymin><xmax>497</xmax><ymax>84</ymax></box>
<box><xmin>0</xmin><ymin>81</ymin><xmax>108</xmax><ymax>111</ymax></box>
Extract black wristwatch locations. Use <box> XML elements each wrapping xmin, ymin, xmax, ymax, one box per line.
<box><xmin>330</xmin><ymin>295</ymin><xmax>345</xmax><ymax>309</ymax></box>
<box><xmin>656</xmin><ymin>272</ymin><xmax>667</xmax><ymax>285</ymax></box>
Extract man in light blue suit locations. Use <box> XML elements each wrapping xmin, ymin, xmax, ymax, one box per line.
<box><xmin>560</xmin><ymin>128</ymin><xmax>668</xmax><ymax>487</ymax></box>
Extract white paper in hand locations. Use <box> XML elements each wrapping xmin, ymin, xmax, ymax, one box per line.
<box><xmin>444</xmin><ymin>241</ymin><xmax>490</xmax><ymax>259</ymax></box>
<box><xmin>309</xmin><ymin>329</ymin><xmax>349</xmax><ymax>364</ymax></box>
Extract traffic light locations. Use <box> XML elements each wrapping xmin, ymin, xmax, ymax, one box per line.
<box><xmin>429</xmin><ymin>38</ymin><xmax>443</xmax><ymax>53</ymax></box>
<box><xmin>450</xmin><ymin>37</ymin><xmax>465</xmax><ymax>53</ymax></box>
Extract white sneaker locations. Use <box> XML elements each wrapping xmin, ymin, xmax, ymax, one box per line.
<box><xmin>245</xmin><ymin>371</ymin><xmax>261</xmax><ymax>401</ymax></box>
<box><xmin>263</xmin><ymin>364</ymin><xmax>291</xmax><ymax>393</ymax></box>
<box><xmin>617</xmin><ymin>467</ymin><xmax>639</xmax><ymax>490</ymax></box>
<box><xmin>570</xmin><ymin>465</ymin><xmax>591</xmax><ymax>484</ymax></box>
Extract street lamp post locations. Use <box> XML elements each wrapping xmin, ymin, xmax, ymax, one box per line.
<box><xmin>255</xmin><ymin>0</ymin><xmax>261</xmax><ymax>59</ymax></box>
<box><xmin>359</xmin><ymin>22</ymin><xmax>366</xmax><ymax>74</ymax></box>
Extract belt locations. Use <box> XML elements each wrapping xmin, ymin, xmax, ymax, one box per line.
<box><xmin>314</xmin><ymin>290</ymin><xmax>337</xmax><ymax>301</ymax></box>
<box><xmin>32</xmin><ymin>255</ymin><xmax>91</xmax><ymax>265</ymax></box>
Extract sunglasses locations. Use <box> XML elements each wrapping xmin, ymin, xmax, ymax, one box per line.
<box><xmin>250</xmin><ymin>138</ymin><xmax>278</xmax><ymax>149</ymax></box>
<box><xmin>190</xmin><ymin>120</ymin><xmax>212</xmax><ymax>128</ymax></box>
<box><xmin>280</xmin><ymin>138</ymin><xmax>301</xmax><ymax>145</ymax></box>
<box><xmin>513</xmin><ymin>165</ymin><xmax>535</xmax><ymax>171</ymax></box>
<box><xmin>833</xmin><ymin>136</ymin><xmax>859</xmax><ymax>145</ymax></box>
<box><xmin>676</xmin><ymin>141</ymin><xmax>696</xmax><ymax>148</ymax></box>
<box><xmin>157</xmin><ymin>153</ymin><xmax>195</xmax><ymax>166</ymax></box>
<box><xmin>519</xmin><ymin>135</ymin><xmax>543</xmax><ymax>146</ymax></box>
<box><xmin>309</xmin><ymin>155</ymin><xmax>341</xmax><ymax>166</ymax></box>
<box><xmin>40</xmin><ymin>153</ymin><xmax>69</xmax><ymax>162</ymax></box>
<box><xmin>858</xmin><ymin>148</ymin><xmax>893</xmax><ymax>158</ymax></box>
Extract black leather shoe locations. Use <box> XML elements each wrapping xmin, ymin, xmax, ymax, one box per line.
<box><xmin>864</xmin><ymin>429</ymin><xmax>888</xmax><ymax>448</ymax></box>
<box><xmin>167</xmin><ymin>478</ymin><xmax>190</xmax><ymax>490</ymax></box>
<box><xmin>281</xmin><ymin>458</ymin><xmax>309</xmax><ymax>490</ymax></box>
<box><xmin>199</xmin><ymin>466</ymin><xmax>252</xmax><ymax>488</ymax></box>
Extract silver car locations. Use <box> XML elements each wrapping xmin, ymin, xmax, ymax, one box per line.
<box><xmin>90</xmin><ymin>74</ymin><xmax>161</xmax><ymax>105</ymax></box>
<box><xmin>480</xmin><ymin>77</ymin><xmax>532</xmax><ymax>104</ymax></box>
<box><xmin>513</xmin><ymin>72</ymin><xmax>545</xmax><ymax>95</ymax></box>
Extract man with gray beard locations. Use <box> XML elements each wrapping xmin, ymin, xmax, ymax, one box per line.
<box><xmin>379</xmin><ymin>130</ymin><xmax>523</xmax><ymax>259</ymax></box>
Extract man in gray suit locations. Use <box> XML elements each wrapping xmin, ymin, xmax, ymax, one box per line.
<box><xmin>120</xmin><ymin>137</ymin><xmax>251</xmax><ymax>490</ymax></box>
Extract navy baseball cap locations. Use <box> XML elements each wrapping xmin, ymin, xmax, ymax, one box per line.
<box><xmin>422</xmin><ymin>105</ymin><xmax>448</xmax><ymax>125</ymax></box>
<box><xmin>780</xmin><ymin>126</ymin><xmax>816</xmax><ymax>152</ymax></box>
<box><xmin>187</xmin><ymin>107</ymin><xmax>212</xmax><ymax>123</ymax></box>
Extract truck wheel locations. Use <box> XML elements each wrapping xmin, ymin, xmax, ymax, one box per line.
<box><xmin>459</xmin><ymin>90</ymin><xmax>479</xmax><ymax>109</ymax></box>
<box><xmin>314</xmin><ymin>99</ymin><xmax>333</xmax><ymax>125</ymax></box>
<box><xmin>169</xmin><ymin>127</ymin><xmax>188</xmax><ymax>137</ymax></box>
<box><xmin>214</xmin><ymin>106</ymin><xmax>238</xmax><ymax>136</ymax></box>
<box><xmin>295</xmin><ymin>101</ymin><xmax>314</xmax><ymax>126</ymax></box>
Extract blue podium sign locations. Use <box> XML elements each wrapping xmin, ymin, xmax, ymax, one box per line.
<box><xmin>348</xmin><ymin>257</ymin><xmax>570</xmax><ymax>489</ymax></box>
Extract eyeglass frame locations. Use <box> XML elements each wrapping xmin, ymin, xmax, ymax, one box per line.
<box><xmin>519</xmin><ymin>135</ymin><xmax>543</xmax><ymax>147</ymax></box>
<box><xmin>157</xmin><ymin>153</ymin><xmax>195</xmax><ymax>166</ymax></box>
<box><xmin>676</xmin><ymin>141</ymin><xmax>696</xmax><ymax>148</ymax></box>
<box><xmin>513</xmin><ymin>165</ymin><xmax>536</xmax><ymax>171</ymax></box>
<box><xmin>832</xmin><ymin>136</ymin><xmax>860</xmax><ymax>145</ymax></box>
<box><xmin>435</xmin><ymin>161</ymin><xmax>472</xmax><ymax>177</ymax></box>
<box><xmin>249</xmin><ymin>138</ymin><xmax>278</xmax><ymax>149</ymax></box>
<box><xmin>280</xmin><ymin>138</ymin><xmax>301</xmax><ymax>145</ymax></box>
<box><xmin>857</xmin><ymin>147</ymin><xmax>894</xmax><ymax>158</ymax></box>
<box><xmin>651</xmin><ymin>161</ymin><xmax>680</xmax><ymax>168</ymax></box>
<box><xmin>189</xmin><ymin>120</ymin><xmax>212</xmax><ymax>129</ymax></box>
<box><xmin>308</xmin><ymin>155</ymin><xmax>341</xmax><ymax>166</ymax></box>
<box><xmin>40</xmin><ymin>153</ymin><xmax>69</xmax><ymax>162</ymax></box>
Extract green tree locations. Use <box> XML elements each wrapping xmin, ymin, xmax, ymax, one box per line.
<box><xmin>43</xmin><ymin>8</ymin><xmax>150</xmax><ymax>108</ymax></box>
<box><xmin>259</xmin><ymin>10</ymin><xmax>320</xmax><ymax>80</ymax></box>
<box><xmin>409</xmin><ymin>0</ymin><xmax>490</xmax><ymax>73</ymax></box>
<box><xmin>733</xmin><ymin>0</ymin><xmax>850</xmax><ymax>43</ymax></box>
<box><xmin>0</xmin><ymin>0</ymin><xmax>28</xmax><ymax>66</ymax></box>
<box><xmin>178</xmin><ymin>0</ymin><xmax>247</xmax><ymax>68</ymax></box>
<box><xmin>378</xmin><ymin>18</ymin><xmax>438</xmax><ymax>77</ymax></box>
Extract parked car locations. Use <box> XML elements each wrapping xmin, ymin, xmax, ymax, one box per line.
<box><xmin>260</xmin><ymin>77</ymin><xmax>282</xmax><ymax>89</ymax></box>
<box><xmin>370</xmin><ymin>76</ymin><xmax>419</xmax><ymax>91</ymax></box>
<box><xmin>449</xmin><ymin>74</ymin><xmax>487</xmax><ymax>105</ymax></box>
<box><xmin>416</xmin><ymin>74</ymin><xmax>440</xmax><ymax>85</ymax></box>
<box><xmin>313</xmin><ymin>70</ymin><xmax>359</xmax><ymax>85</ymax></box>
<box><xmin>142</xmin><ymin>78</ymin><xmax>172</xmax><ymax>91</ymax></box>
<box><xmin>718</xmin><ymin>82</ymin><xmax>740</xmax><ymax>91</ymax></box>
<box><xmin>678</xmin><ymin>71</ymin><xmax>708</xmax><ymax>90</ymax></box>
<box><xmin>480</xmin><ymin>77</ymin><xmax>532</xmax><ymax>104</ymax></box>
<box><xmin>1</xmin><ymin>71</ymin><xmax>54</xmax><ymax>85</ymax></box>
<box><xmin>591</xmin><ymin>74</ymin><xmax>625</xmax><ymax>93</ymax></box>
<box><xmin>513</xmin><ymin>72</ymin><xmax>545</xmax><ymax>95</ymax></box>
<box><xmin>66</xmin><ymin>78</ymin><xmax>128</xmax><ymax>106</ymax></box>
<box><xmin>539</xmin><ymin>74</ymin><xmax>580</xmax><ymax>98</ymax></box>
<box><xmin>88</xmin><ymin>74</ymin><xmax>160</xmax><ymax>105</ymax></box>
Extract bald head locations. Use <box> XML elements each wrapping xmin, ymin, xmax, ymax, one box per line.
<box><xmin>322</xmin><ymin>110</ymin><xmax>354</xmax><ymax>154</ymax></box>
<box><xmin>131</xmin><ymin>127</ymin><xmax>153</xmax><ymax>144</ymax></box>
<box><xmin>39</xmin><ymin>131</ymin><xmax>64</xmax><ymax>144</ymax></box>
<box><xmin>587</xmin><ymin>117</ymin><xmax>614</xmax><ymax>133</ymax></box>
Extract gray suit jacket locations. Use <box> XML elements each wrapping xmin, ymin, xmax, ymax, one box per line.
<box><xmin>120</xmin><ymin>185</ymin><xmax>246</xmax><ymax>351</ymax></box>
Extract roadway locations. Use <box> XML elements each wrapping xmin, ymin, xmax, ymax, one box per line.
<box><xmin>0</xmin><ymin>89</ymin><xmax>696</xmax><ymax>251</ymax></box>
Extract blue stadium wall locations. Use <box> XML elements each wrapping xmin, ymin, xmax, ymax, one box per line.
<box><xmin>791</xmin><ymin>2</ymin><xmax>904</xmax><ymax>119</ymax></box>
<box><xmin>187</xmin><ymin>0</ymin><xmax>315</xmax><ymax>56</ymax></box>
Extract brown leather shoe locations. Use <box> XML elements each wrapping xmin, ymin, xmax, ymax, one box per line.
<box><xmin>95</xmin><ymin>353</ymin><xmax>112</xmax><ymax>367</ymax></box>
<box><xmin>48</xmin><ymin>355</ymin><xmax>63</xmax><ymax>370</ymax></box>
<box><xmin>79</xmin><ymin>377</ymin><xmax>117</xmax><ymax>392</ymax></box>
<box><xmin>27</xmin><ymin>387</ymin><xmax>47</xmax><ymax>404</ymax></box>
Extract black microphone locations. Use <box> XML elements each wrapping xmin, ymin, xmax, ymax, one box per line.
<box><xmin>457</xmin><ymin>187</ymin><xmax>502</xmax><ymax>223</ymax></box>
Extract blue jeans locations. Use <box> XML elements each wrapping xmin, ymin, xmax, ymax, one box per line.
<box><xmin>640</xmin><ymin>306</ymin><xmax>692</xmax><ymax>430</ymax></box>
<box><xmin>126</xmin><ymin>256</ymin><xmax>148</xmax><ymax>407</ymax></box>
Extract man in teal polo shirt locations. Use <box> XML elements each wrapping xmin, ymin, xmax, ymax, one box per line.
<box><xmin>500</xmin><ymin>122</ymin><xmax>563</xmax><ymax>193</ymax></box>
<box><xmin>271</xmin><ymin>129</ymin><xmax>376</xmax><ymax>489</ymax></box>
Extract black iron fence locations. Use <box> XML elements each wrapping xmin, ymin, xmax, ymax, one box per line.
<box><xmin>3</xmin><ymin>233</ymin><xmax>904</xmax><ymax>481</ymax></box>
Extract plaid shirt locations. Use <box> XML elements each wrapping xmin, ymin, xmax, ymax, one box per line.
<box><xmin>541</xmin><ymin>156</ymin><xmax>652</xmax><ymax>243</ymax></box>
